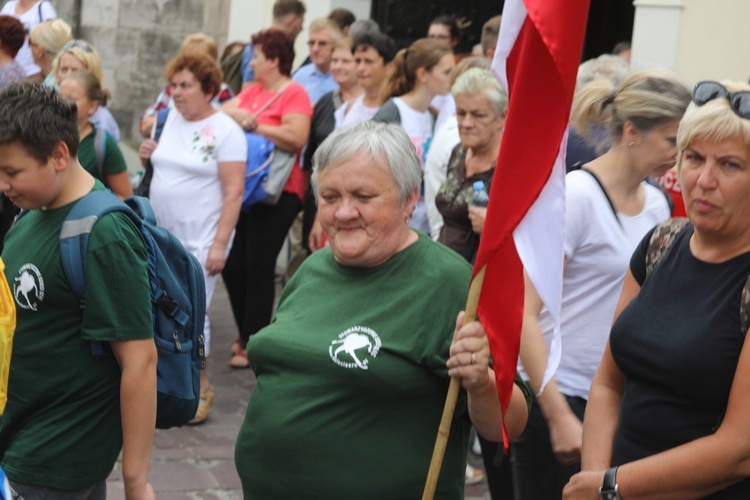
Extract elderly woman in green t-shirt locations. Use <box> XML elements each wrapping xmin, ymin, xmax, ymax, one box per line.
<box><xmin>234</xmin><ymin>121</ymin><xmax>530</xmax><ymax>498</ymax></box>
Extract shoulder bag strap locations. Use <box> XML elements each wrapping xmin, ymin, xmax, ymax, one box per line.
<box><xmin>254</xmin><ymin>83</ymin><xmax>289</xmax><ymax>118</ymax></box>
<box><xmin>580</xmin><ymin>167</ymin><xmax>621</xmax><ymax>227</ymax></box>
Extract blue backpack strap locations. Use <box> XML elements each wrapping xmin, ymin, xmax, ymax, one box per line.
<box><xmin>60</xmin><ymin>191</ymin><xmax>142</xmax><ymax>358</ymax></box>
<box><xmin>154</xmin><ymin>108</ymin><xmax>170</xmax><ymax>142</ymax></box>
<box><xmin>125</xmin><ymin>195</ymin><xmax>158</xmax><ymax>226</ymax></box>
<box><xmin>143</xmin><ymin>108</ymin><xmax>170</xmax><ymax>183</ymax></box>
<box><xmin>123</xmin><ymin>196</ymin><xmax>190</xmax><ymax>327</ymax></box>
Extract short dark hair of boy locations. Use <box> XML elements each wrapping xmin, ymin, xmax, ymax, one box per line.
<box><xmin>273</xmin><ymin>0</ymin><xmax>306</xmax><ymax>20</ymax></box>
<box><xmin>612</xmin><ymin>41</ymin><xmax>631</xmax><ymax>55</ymax></box>
<box><xmin>481</xmin><ymin>15</ymin><xmax>501</xmax><ymax>56</ymax></box>
<box><xmin>165</xmin><ymin>52</ymin><xmax>223</xmax><ymax>97</ymax></box>
<box><xmin>352</xmin><ymin>32</ymin><xmax>397</xmax><ymax>64</ymax></box>
<box><xmin>328</xmin><ymin>8</ymin><xmax>355</xmax><ymax>31</ymax></box>
<box><xmin>0</xmin><ymin>82</ymin><xmax>79</xmax><ymax>162</ymax></box>
<box><xmin>0</xmin><ymin>15</ymin><xmax>26</xmax><ymax>58</ymax></box>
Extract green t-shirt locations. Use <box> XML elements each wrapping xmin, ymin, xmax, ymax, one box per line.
<box><xmin>0</xmin><ymin>183</ymin><xmax>152</xmax><ymax>490</ymax></box>
<box><xmin>236</xmin><ymin>233</ymin><xmax>474</xmax><ymax>499</ymax></box>
<box><xmin>78</xmin><ymin>126</ymin><xmax>127</xmax><ymax>182</ymax></box>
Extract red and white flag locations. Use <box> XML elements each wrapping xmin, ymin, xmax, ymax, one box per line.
<box><xmin>477</xmin><ymin>0</ymin><xmax>589</xmax><ymax>445</ymax></box>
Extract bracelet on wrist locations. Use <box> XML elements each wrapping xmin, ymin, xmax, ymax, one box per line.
<box><xmin>599</xmin><ymin>466</ymin><xmax>620</xmax><ymax>500</ymax></box>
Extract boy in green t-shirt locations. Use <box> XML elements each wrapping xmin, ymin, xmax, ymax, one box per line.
<box><xmin>0</xmin><ymin>82</ymin><xmax>156</xmax><ymax>499</ymax></box>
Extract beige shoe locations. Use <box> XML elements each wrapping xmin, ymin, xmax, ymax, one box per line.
<box><xmin>187</xmin><ymin>385</ymin><xmax>214</xmax><ymax>425</ymax></box>
<box><xmin>465</xmin><ymin>464</ymin><xmax>485</xmax><ymax>485</ymax></box>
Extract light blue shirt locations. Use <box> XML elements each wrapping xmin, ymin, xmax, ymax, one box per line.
<box><xmin>241</xmin><ymin>44</ymin><xmax>255</xmax><ymax>84</ymax></box>
<box><xmin>292</xmin><ymin>64</ymin><xmax>338</xmax><ymax>104</ymax></box>
<box><xmin>90</xmin><ymin>107</ymin><xmax>121</xmax><ymax>142</ymax></box>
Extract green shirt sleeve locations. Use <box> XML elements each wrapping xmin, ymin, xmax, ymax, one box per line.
<box><xmin>81</xmin><ymin>212</ymin><xmax>152</xmax><ymax>342</ymax></box>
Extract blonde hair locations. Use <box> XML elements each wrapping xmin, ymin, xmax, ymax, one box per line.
<box><xmin>571</xmin><ymin>67</ymin><xmax>690</xmax><ymax>146</ymax></box>
<box><xmin>52</xmin><ymin>40</ymin><xmax>105</xmax><ymax>87</ymax></box>
<box><xmin>332</xmin><ymin>35</ymin><xmax>353</xmax><ymax>53</ymax></box>
<box><xmin>382</xmin><ymin>38</ymin><xmax>451</xmax><ymax>100</ymax></box>
<box><xmin>576</xmin><ymin>53</ymin><xmax>630</xmax><ymax>92</ymax></box>
<box><xmin>180</xmin><ymin>33</ymin><xmax>218</xmax><ymax>61</ymax></box>
<box><xmin>677</xmin><ymin>80</ymin><xmax>750</xmax><ymax>166</ymax></box>
<box><xmin>63</xmin><ymin>69</ymin><xmax>108</xmax><ymax>107</ymax></box>
<box><xmin>450</xmin><ymin>56</ymin><xmax>490</xmax><ymax>86</ymax></box>
<box><xmin>309</xmin><ymin>17</ymin><xmax>342</xmax><ymax>40</ymax></box>
<box><xmin>30</xmin><ymin>19</ymin><xmax>72</xmax><ymax>54</ymax></box>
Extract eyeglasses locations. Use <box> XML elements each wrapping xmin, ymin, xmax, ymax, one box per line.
<box><xmin>693</xmin><ymin>81</ymin><xmax>750</xmax><ymax>120</ymax></box>
<box><xmin>60</xmin><ymin>40</ymin><xmax>93</xmax><ymax>53</ymax></box>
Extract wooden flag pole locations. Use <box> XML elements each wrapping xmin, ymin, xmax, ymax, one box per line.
<box><xmin>422</xmin><ymin>265</ymin><xmax>487</xmax><ymax>500</ymax></box>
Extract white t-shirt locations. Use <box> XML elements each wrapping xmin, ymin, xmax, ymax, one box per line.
<box><xmin>431</xmin><ymin>94</ymin><xmax>456</xmax><ymax>136</ymax></box>
<box><xmin>149</xmin><ymin>110</ymin><xmax>247</xmax><ymax>260</ymax></box>
<box><xmin>392</xmin><ymin>97</ymin><xmax>434</xmax><ymax>166</ymax></box>
<box><xmin>334</xmin><ymin>94</ymin><xmax>379</xmax><ymax>129</ymax></box>
<box><xmin>0</xmin><ymin>1</ymin><xmax>56</xmax><ymax>77</ymax></box>
<box><xmin>424</xmin><ymin>115</ymin><xmax>460</xmax><ymax>239</ymax></box>
<box><xmin>391</xmin><ymin>97</ymin><xmax>435</xmax><ymax>234</ymax></box>
<box><xmin>519</xmin><ymin>170</ymin><xmax>671</xmax><ymax>399</ymax></box>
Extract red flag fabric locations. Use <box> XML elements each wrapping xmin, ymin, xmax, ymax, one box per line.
<box><xmin>478</xmin><ymin>0</ymin><xmax>590</xmax><ymax>446</ymax></box>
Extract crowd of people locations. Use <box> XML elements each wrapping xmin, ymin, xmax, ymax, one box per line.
<box><xmin>1</xmin><ymin>0</ymin><xmax>750</xmax><ymax>499</ymax></box>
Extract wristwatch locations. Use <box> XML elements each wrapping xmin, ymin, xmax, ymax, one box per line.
<box><xmin>599</xmin><ymin>466</ymin><xmax>620</xmax><ymax>500</ymax></box>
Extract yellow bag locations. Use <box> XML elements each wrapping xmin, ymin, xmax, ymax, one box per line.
<box><xmin>0</xmin><ymin>258</ymin><xmax>17</xmax><ymax>415</ymax></box>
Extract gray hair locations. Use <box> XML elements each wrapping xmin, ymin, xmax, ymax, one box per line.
<box><xmin>309</xmin><ymin>17</ymin><xmax>343</xmax><ymax>42</ymax></box>
<box><xmin>348</xmin><ymin>19</ymin><xmax>380</xmax><ymax>39</ymax></box>
<box><xmin>452</xmin><ymin>67</ymin><xmax>508</xmax><ymax>117</ymax></box>
<box><xmin>576</xmin><ymin>53</ymin><xmax>630</xmax><ymax>92</ymax></box>
<box><xmin>311</xmin><ymin>121</ymin><xmax>422</xmax><ymax>206</ymax></box>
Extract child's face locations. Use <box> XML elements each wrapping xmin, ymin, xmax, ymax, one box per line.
<box><xmin>0</xmin><ymin>143</ymin><xmax>58</xmax><ymax>210</ymax></box>
<box><xmin>59</xmin><ymin>78</ymin><xmax>98</xmax><ymax>127</ymax></box>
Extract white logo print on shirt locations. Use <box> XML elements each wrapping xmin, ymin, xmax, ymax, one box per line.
<box><xmin>329</xmin><ymin>326</ymin><xmax>381</xmax><ymax>370</ymax></box>
<box><xmin>13</xmin><ymin>263</ymin><xmax>45</xmax><ymax>311</ymax></box>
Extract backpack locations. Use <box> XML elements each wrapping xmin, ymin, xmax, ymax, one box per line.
<box><xmin>93</xmin><ymin>127</ymin><xmax>107</xmax><ymax>185</ymax></box>
<box><xmin>0</xmin><ymin>257</ymin><xmax>16</xmax><ymax>417</ymax></box>
<box><xmin>645</xmin><ymin>217</ymin><xmax>750</xmax><ymax>334</ymax></box>
<box><xmin>60</xmin><ymin>191</ymin><xmax>206</xmax><ymax>429</ymax></box>
<box><xmin>241</xmin><ymin>86</ymin><xmax>295</xmax><ymax>211</ymax></box>
<box><xmin>134</xmin><ymin>107</ymin><xmax>170</xmax><ymax>198</ymax></box>
<box><xmin>221</xmin><ymin>46</ymin><xmax>246</xmax><ymax>95</ymax></box>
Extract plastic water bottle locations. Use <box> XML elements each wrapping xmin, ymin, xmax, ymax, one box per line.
<box><xmin>471</xmin><ymin>181</ymin><xmax>489</xmax><ymax>207</ymax></box>
<box><xmin>130</xmin><ymin>170</ymin><xmax>143</xmax><ymax>190</ymax></box>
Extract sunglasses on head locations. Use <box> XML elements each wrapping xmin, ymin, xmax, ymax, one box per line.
<box><xmin>693</xmin><ymin>81</ymin><xmax>750</xmax><ymax>120</ymax></box>
<box><xmin>60</xmin><ymin>39</ymin><xmax>93</xmax><ymax>53</ymax></box>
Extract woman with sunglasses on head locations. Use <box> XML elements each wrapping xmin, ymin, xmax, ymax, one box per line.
<box><xmin>515</xmin><ymin>68</ymin><xmax>691</xmax><ymax>500</ymax></box>
<box><xmin>51</xmin><ymin>39</ymin><xmax>121</xmax><ymax>142</ymax></box>
<box><xmin>564</xmin><ymin>80</ymin><xmax>750</xmax><ymax>499</ymax></box>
